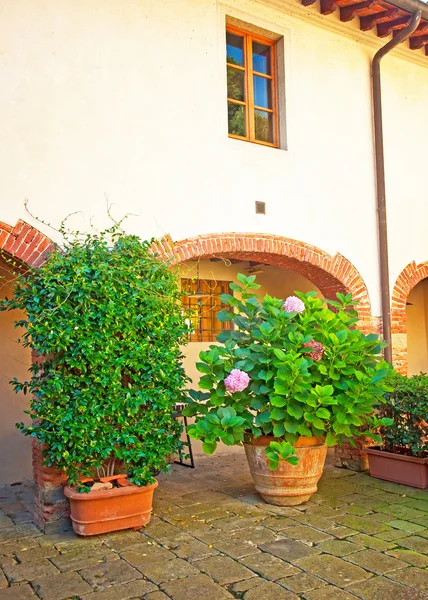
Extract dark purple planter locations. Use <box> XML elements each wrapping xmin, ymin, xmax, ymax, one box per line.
<box><xmin>367</xmin><ymin>447</ymin><xmax>428</xmax><ymax>489</ymax></box>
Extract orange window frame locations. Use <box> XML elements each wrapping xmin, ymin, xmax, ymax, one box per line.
<box><xmin>226</xmin><ymin>25</ymin><xmax>279</xmax><ymax>148</ymax></box>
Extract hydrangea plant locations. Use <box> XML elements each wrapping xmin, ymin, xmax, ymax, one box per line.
<box><xmin>184</xmin><ymin>273</ymin><xmax>393</xmax><ymax>468</ymax></box>
<box><xmin>1</xmin><ymin>225</ymin><xmax>189</xmax><ymax>487</ymax></box>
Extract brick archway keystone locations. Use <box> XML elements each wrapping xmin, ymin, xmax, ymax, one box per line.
<box><xmin>153</xmin><ymin>232</ymin><xmax>372</xmax><ymax>328</ymax></box>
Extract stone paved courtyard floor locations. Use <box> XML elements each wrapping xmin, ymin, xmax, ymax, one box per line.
<box><xmin>0</xmin><ymin>450</ymin><xmax>428</xmax><ymax>599</ymax></box>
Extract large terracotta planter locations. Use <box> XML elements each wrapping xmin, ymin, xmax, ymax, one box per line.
<box><xmin>244</xmin><ymin>436</ymin><xmax>327</xmax><ymax>506</ymax></box>
<box><xmin>64</xmin><ymin>480</ymin><xmax>158</xmax><ymax>536</ymax></box>
<box><xmin>367</xmin><ymin>447</ymin><xmax>428</xmax><ymax>489</ymax></box>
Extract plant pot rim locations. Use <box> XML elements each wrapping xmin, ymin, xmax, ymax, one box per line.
<box><xmin>64</xmin><ymin>480</ymin><xmax>158</xmax><ymax>501</ymax></box>
<box><xmin>367</xmin><ymin>447</ymin><xmax>428</xmax><ymax>464</ymax></box>
<box><xmin>244</xmin><ymin>434</ymin><xmax>325</xmax><ymax>447</ymax></box>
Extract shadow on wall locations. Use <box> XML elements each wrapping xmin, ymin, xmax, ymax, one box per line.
<box><xmin>0</xmin><ymin>256</ymin><xmax>32</xmax><ymax>484</ymax></box>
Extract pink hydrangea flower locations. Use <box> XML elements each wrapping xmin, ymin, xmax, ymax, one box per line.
<box><xmin>224</xmin><ymin>369</ymin><xmax>250</xmax><ymax>393</ymax></box>
<box><xmin>283</xmin><ymin>296</ymin><xmax>305</xmax><ymax>313</ymax></box>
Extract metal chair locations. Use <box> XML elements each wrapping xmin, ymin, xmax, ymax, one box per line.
<box><xmin>172</xmin><ymin>403</ymin><xmax>195</xmax><ymax>468</ymax></box>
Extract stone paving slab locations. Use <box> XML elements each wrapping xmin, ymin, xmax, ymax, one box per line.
<box><xmin>161</xmin><ymin>573</ymin><xmax>233</xmax><ymax>599</ymax></box>
<box><xmin>0</xmin><ymin>583</ymin><xmax>36</xmax><ymax>599</ymax></box>
<box><xmin>0</xmin><ymin>451</ymin><xmax>426</xmax><ymax>599</ymax></box>
<box><xmin>243</xmin><ymin>580</ymin><xmax>299</xmax><ymax>599</ymax></box>
<box><xmin>80</xmin><ymin>578</ymin><xmax>157</xmax><ymax>599</ymax></box>
<box><xmin>33</xmin><ymin>572</ymin><xmax>92</xmax><ymax>600</ymax></box>
<box><xmin>347</xmin><ymin>574</ymin><xmax>427</xmax><ymax>599</ymax></box>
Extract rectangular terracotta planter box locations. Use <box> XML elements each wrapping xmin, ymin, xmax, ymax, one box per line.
<box><xmin>64</xmin><ymin>480</ymin><xmax>158</xmax><ymax>536</ymax></box>
<box><xmin>367</xmin><ymin>447</ymin><xmax>428</xmax><ymax>489</ymax></box>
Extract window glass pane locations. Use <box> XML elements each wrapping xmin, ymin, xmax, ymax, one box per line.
<box><xmin>254</xmin><ymin>109</ymin><xmax>274</xmax><ymax>143</ymax></box>
<box><xmin>252</xmin><ymin>41</ymin><xmax>271</xmax><ymax>75</ymax></box>
<box><xmin>228</xmin><ymin>102</ymin><xmax>246</xmax><ymax>137</ymax></box>
<box><xmin>226</xmin><ymin>32</ymin><xmax>245</xmax><ymax>67</ymax></box>
<box><xmin>253</xmin><ymin>76</ymin><xmax>272</xmax><ymax>109</ymax></box>
<box><xmin>227</xmin><ymin>66</ymin><xmax>245</xmax><ymax>102</ymax></box>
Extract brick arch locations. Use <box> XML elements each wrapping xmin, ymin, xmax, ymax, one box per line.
<box><xmin>0</xmin><ymin>219</ymin><xmax>54</xmax><ymax>267</ymax></box>
<box><xmin>391</xmin><ymin>261</ymin><xmax>428</xmax><ymax>374</ymax></box>
<box><xmin>153</xmin><ymin>232</ymin><xmax>372</xmax><ymax>328</ymax></box>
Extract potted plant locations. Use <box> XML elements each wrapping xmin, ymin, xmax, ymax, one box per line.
<box><xmin>367</xmin><ymin>372</ymin><xmax>428</xmax><ymax>489</ymax></box>
<box><xmin>1</xmin><ymin>223</ymin><xmax>189</xmax><ymax>535</ymax></box>
<box><xmin>184</xmin><ymin>274</ymin><xmax>392</xmax><ymax>506</ymax></box>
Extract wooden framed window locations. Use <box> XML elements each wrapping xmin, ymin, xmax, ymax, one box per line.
<box><xmin>226</xmin><ymin>25</ymin><xmax>278</xmax><ymax>147</ymax></box>
<box><xmin>181</xmin><ymin>279</ymin><xmax>233</xmax><ymax>342</ymax></box>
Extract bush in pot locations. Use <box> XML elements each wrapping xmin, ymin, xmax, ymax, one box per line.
<box><xmin>184</xmin><ymin>274</ymin><xmax>393</xmax><ymax>505</ymax></box>
<box><xmin>367</xmin><ymin>372</ymin><xmax>428</xmax><ymax>488</ymax></box>
<box><xmin>1</xmin><ymin>224</ymin><xmax>189</xmax><ymax>534</ymax></box>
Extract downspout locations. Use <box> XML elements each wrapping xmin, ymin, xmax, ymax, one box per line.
<box><xmin>371</xmin><ymin>9</ymin><xmax>422</xmax><ymax>364</ymax></box>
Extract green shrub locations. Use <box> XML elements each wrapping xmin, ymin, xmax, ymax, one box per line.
<box><xmin>183</xmin><ymin>274</ymin><xmax>393</xmax><ymax>467</ymax></box>
<box><xmin>1</xmin><ymin>225</ymin><xmax>189</xmax><ymax>487</ymax></box>
<box><xmin>379</xmin><ymin>372</ymin><xmax>428</xmax><ymax>457</ymax></box>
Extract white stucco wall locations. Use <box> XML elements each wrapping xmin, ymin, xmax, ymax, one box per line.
<box><xmin>1</xmin><ymin>0</ymin><xmax>427</xmax><ymax>318</ymax></box>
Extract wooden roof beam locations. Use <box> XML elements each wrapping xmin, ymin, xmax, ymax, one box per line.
<box><xmin>359</xmin><ymin>8</ymin><xmax>399</xmax><ymax>31</ymax></box>
<box><xmin>410</xmin><ymin>33</ymin><xmax>428</xmax><ymax>48</ymax></box>
<box><xmin>340</xmin><ymin>0</ymin><xmax>376</xmax><ymax>22</ymax></box>
<box><xmin>320</xmin><ymin>0</ymin><xmax>338</xmax><ymax>15</ymax></box>
<box><xmin>377</xmin><ymin>15</ymin><xmax>411</xmax><ymax>37</ymax></box>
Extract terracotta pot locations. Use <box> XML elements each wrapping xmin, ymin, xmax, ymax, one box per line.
<box><xmin>64</xmin><ymin>480</ymin><xmax>158</xmax><ymax>536</ymax></box>
<box><xmin>367</xmin><ymin>447</ymin><xmax>428</xmax><ymax>489</ymax></box>
<box><xmin>243</xmin><ymin>436</ymin><xmax>327</xmax><ymax>506</ymax></box>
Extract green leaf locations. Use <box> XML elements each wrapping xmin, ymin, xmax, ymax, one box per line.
<box><xmin>273</xmin><ymin>348</ymin><xmax>287</xmax><ymax>361</ymax></box>
<box><xmin>270</xmin><ymin>407</ymin><xmax>286</xmax><ymax>421</ymax></box>
<box><xmin>202</xmin><ymin>441</ymin><xmax>217</xmax><ymax>455</ymax></box>
<box><xmin>325</xmin><ymin>431</ymin><xmax>336</xmax><ymax>447</ymax></box>
<box><xmin>287</xmin><ymin>403</ymin><xmax>303</xmax><ymax>419</ymax></box>
<box><xmin>198</xmin><ymin>375</ymin><xmax>214</xmax><ymax>390</ymax></box>
<box><xmin>316</xmin><ymin>408</ymin><xmax>331</xmax><ymax>419</ymax></box>
<box><xmin>270</xmin><ymin>395</ymin><xmax>288</xmax><ymax>408</ymax></box>
<box><xmin>273</xmin><ymin>423</ymin><xmax>285</xmax><ymax>437</ymax></box>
